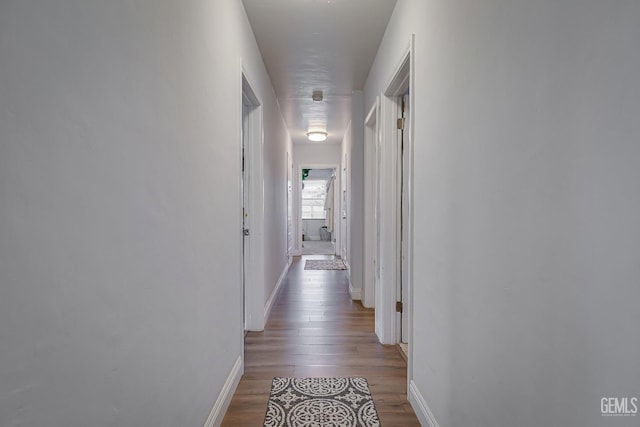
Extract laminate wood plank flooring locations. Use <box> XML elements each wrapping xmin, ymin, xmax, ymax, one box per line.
<box><xmin>221</xmin><ymin>255</ymin><xmax>420</xmax><ymax>426</ymax></box>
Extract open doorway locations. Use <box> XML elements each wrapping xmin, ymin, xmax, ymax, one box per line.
<box><xmin>300</xmin><ymin>168</ymin><xmax>337</xmax><ymax>256</ymax></box>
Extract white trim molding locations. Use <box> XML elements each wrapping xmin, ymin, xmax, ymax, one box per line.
<box><xmin>375</xmin><ymin>320</ymin><xmax>383</xmax><ymax>341</ymax></box>
<box><xmin>241</xmin><ymin>67</ymin><xmax>266</xmax><ymax>333</ymax></box>
<box><xmin>363</xmin><ymin>97</ymin><xmax>380</xmax><ymax>309</ymax></box>
<box><xmin>408</xmin><ymin>380</ymin><xmax>440</xmax><ymax>427</ymax></box>
<box><xmin>376</xmin><ymin>36</ymin><xmax>414</xmax><ymax>346</ymax></box>
<box><xmin>203</xmin><ymin>355</ymin><xmax>243</xmax><ymax>427</ymax></box>
<box><xmin>349</xmin><ymin>283</ymin><xmax>362</xmax><ymax>300</ymax></box>
<box><xmin>264</xmin><ymin>257</ymin><xmax>292</xmax><ymax>325</ymax></box>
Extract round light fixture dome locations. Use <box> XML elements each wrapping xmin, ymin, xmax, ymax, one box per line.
<box><xmin>307</xmin><ymin>131</ymin><xmax>328</xmax><ymax>142</ymax></box>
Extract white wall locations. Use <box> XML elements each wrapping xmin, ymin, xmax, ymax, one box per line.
<box><xmin>0</xmin><ymin>1</ymin><xmax>289</xmax><ymax>426</ymax></box>
<box><xmin>302</xmin><ymin>219</ymin><xmax>326</xmax><ymax>241</ymax></box>
<box><xmin>366</xmin><ymin>1</ymin><xmax>640</xmax><ymax>426</ymax></box>
<box><xmin>293</xmin><ymin>144</ymin><xmax>342</xmax><ymax>254</ymax></box>
<box><xmin>241</xmin><ymin>17</ymin><xmax>294</xmax><ymax>317</ymax></box>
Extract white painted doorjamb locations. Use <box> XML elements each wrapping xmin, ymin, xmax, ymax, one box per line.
<box><xmin>363</xmin><ymin>98</ymin><xmax>380</xmax><ymax>309</ymax></box>
<box><xmin>377</xmin><ymin>36</ymin><xmax>414</xmax><ymax>355</ymax></box>
<box><xmin>380</xmin><ymin>34</ymin><xmax>416</xmax><ymax>397</ymax></box>
<box><xmin>377</xmin><ymin>93</ymin><xmax>399</xmax><ymax>345</ymax></box>
<box><xmin>340</xmin><ymin>154</ymin><xmax>348</xmax><ymax>260</ymax></box>
<box><xmin>401</xmin><ymin>90</ymin><xmax>413</xmax><ymax>346</ymax></box>
<box><xmin>286</xmin><ymin>152</ymin><xmax>293</xmax><ymax>257</ymax></box>
<box><xmin>404</xmin><ymin>35</ymin><xmax>416</xmax><ymax>387</ymax></box>
<box><xmin>241</xmin><ymin>67</ymin><xmax>265</xmax><ymax>332</ymax></box>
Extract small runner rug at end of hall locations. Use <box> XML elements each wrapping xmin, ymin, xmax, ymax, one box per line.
<box><xmin>304</xmin><ymin>259</ymin><xmax>347</xmax><ymax>270</ymax></box>
<box><xmin>263</xmin><ymin>377</ymin><xmax>381</xmax><ymax>427</ymax></box>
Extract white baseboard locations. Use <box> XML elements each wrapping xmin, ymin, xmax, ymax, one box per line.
<box><xmin>349</xmin><ymin>283</ymin><xmax>362</xmax><ymax>300</ymax></box>
<box><xmin>203</xmin><ymin>355</ymin><xmax>243</xmax><ymax>427</ymax></box>
<box><xmin>408</xmin><ymin>380</ymin><xmax>440</xmax><ymax>427</ymax></box>
<box><xmin>343</xmin><ymin>259</ymin><xmax>351</xmax><ymax>279</ymax></box>
<box><xmin>343</xmin><ymin>258</ymin><xmax>361</xmax><ymax>301</ymax></box>
<box><xmin>264</xmin><ymin>257</ymin><xmax>292</xmax><ymax>325</ymax></box>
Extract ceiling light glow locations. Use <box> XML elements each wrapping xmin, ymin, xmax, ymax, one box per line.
<box><xmin>307</xmin><ymin>131</ymin><xmax>328</xmax><ymax>142</ymax></box>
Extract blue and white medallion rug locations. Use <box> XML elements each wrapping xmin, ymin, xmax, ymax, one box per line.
<box><xmin>264</xmin><ymin>377</ymin><xmax>381</xmax><ymax>427</ymax></box>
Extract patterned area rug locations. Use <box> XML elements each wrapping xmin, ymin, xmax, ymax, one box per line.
<box><xmin>264</xmin><ymin>377</ymin><xmax>381</xmax><ymax>427</ymax></box>
<box><xmin>304</xmin><ymin>259</ymin><xmax>347</xmax><ymax>270</ymax></box>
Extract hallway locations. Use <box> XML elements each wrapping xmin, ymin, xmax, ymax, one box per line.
<box><xmin>2</xmin><ymin>1</ymin><xmax>639</xmax><ymax>426</ymax></box>
<box><xmin>222</xmin><ymin>256</ymin><xmax>420</xmax><ymax>426</ymax></box>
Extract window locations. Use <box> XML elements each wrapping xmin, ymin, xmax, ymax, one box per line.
<box><xmin>301</xmin><ymin>180</ymin><xmax>327</xmax><ymax>219</ymax></box>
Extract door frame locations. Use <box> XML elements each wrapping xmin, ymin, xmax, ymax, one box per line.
<box><xmin>363</xmin><ymin>98</ymin><xmax>380</xmax><ymax>309</ymax></box>
<box><xmin>377</xmin><ymin>35</ymin><xmax>415</xmax><ymax>356</ymax></box>
<box><xmin>297</xmin><ymin>164</ymin><xmax>340</xmax><ymax>256</ymax></box>
<box><xmin>241</xmin><ymin>69</ymin><xmax>265</xmax><ymax>332</ymax></box>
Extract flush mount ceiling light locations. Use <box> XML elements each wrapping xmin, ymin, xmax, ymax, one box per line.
<box><xmin>307</xmin><ymin>131</ymin><xmax>328</xmax><ymax>142</ymax></box>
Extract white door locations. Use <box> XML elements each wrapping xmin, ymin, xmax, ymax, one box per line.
<box><xmin>374</xmin><ymin>113</ymin><xmax>382</xmax><ymax>304</ymax></box>
<box><xmin>241</xmin><ymin>100</ymin><xmax>250</xmax><ymax>329</ymax></box>
<box><xmin>287</xmin><ymin>153</ymin><xmax>293</xmax><ymax>257</ymax></box>
<box><xmin>400</xmin><ymin>92</ymin><xmax>410</xmax><ymax>344</ymax></box>
<box><xmin>363</xmin><ymin>103</ymin><xmax>379</xmax><ymax>308</ymax></box>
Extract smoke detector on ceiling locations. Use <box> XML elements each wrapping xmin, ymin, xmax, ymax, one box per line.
<box><xmin>312</xmin><ymin>90</ymin><xmax>323</xmax><ymax>102</ymax></box>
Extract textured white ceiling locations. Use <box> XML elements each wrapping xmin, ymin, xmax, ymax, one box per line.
<box><xmin>242</xmin><ymin>0</ymin><xmax>397</xmax><ymax>145</ymax></box>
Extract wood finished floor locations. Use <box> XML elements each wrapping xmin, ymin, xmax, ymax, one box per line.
<box><xmin>221</xmin><ymin>255</ymin><xmax>420</xmax><ymax>426</ymax></box>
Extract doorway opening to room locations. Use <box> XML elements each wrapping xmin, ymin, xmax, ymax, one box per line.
<box><xmin>300</xmin><ymin>167</ymin><xmax>337</xmax><ymax>256</ymax></box>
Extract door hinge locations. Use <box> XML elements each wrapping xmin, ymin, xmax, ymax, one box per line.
<box><xmin>396</xmin><ymin>301</ymin><xmax>403</xmax><ymax>313</ymax></box>
<box><xmin>243</xmin><ymin>228</ymin><xmax>250</xmax><ymax>236</ymax></box>
<box><xmin>397</xmin><ymin>117</ymin><xmax>405</xmax><ymax>130</ymax></box>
